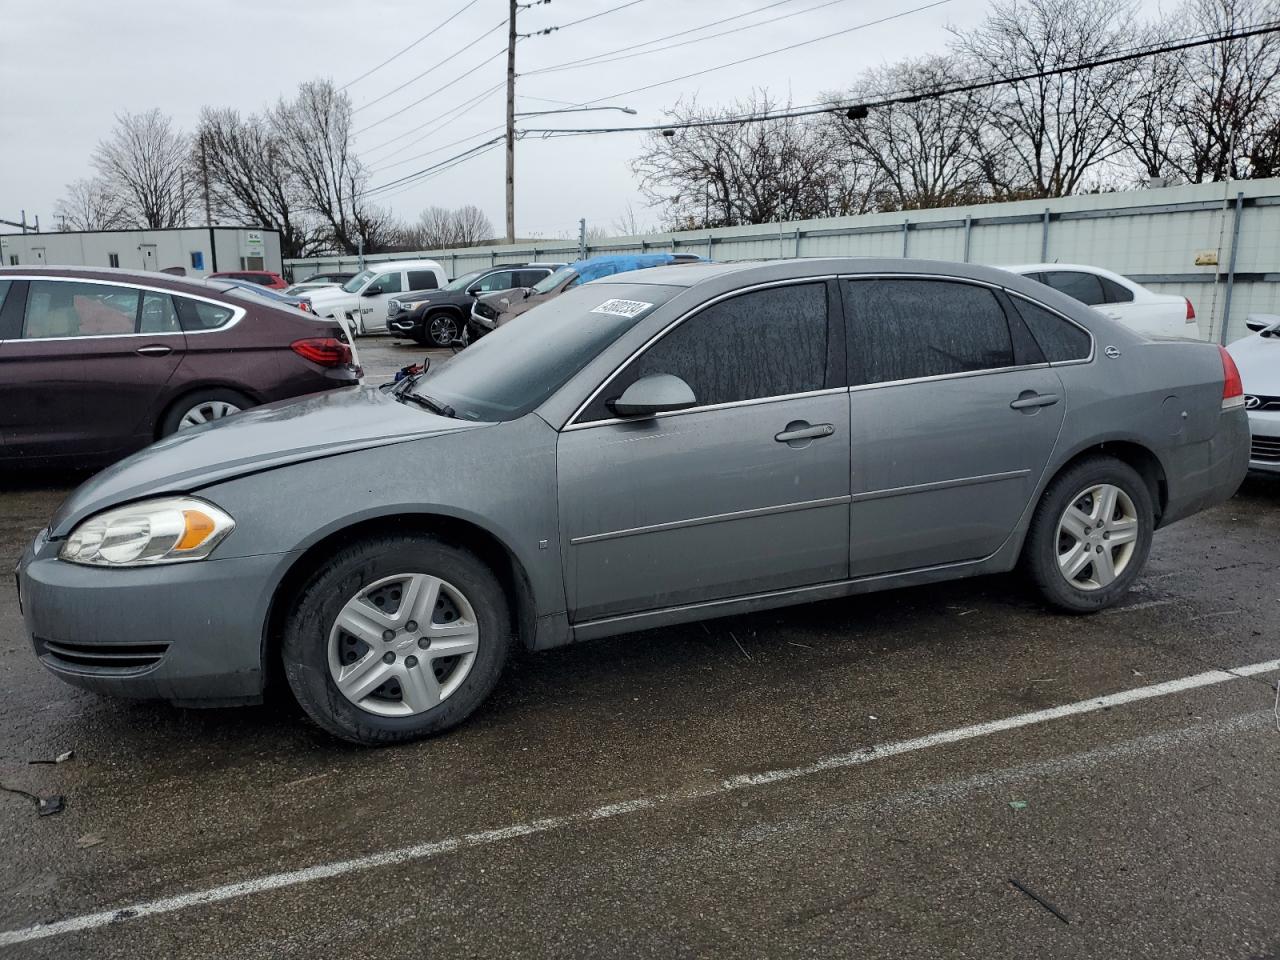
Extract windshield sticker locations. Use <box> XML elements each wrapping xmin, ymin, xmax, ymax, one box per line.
<box><xmin>591</xmin><ymin>298</ymin><xmax>654</xmax><ymax>319</ymax></box>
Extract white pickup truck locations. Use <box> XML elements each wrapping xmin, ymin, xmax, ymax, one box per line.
<box><xmin>1002</xmin><ymin>263</ymin><xmax>1198</xmax><ymax>338</ymax></box>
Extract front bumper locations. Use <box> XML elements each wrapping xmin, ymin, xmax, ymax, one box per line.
<box><xmin>1245</xmin><ymin>409</ymin><xmax>1280</xmax><ymax>473</ymax></box>
<box><xmin>17</xmin><ymin>529</ymin><xmax>296</xmax><ymax>706</ymax></box>
<box><xmin>387</xmin><ymin>312</ymin><xmax>421</xmax><ymax>337</ymax></box>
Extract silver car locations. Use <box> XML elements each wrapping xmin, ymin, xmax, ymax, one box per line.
<box><xmin>1226</xmin><ymin>314</ymin><xmax>1280</xmax><ymax>474</ymax></box>
<box><xmin>17</xmin><ymin>259</ymin><xmax>1249</xmax><ymax>744</ymax></box>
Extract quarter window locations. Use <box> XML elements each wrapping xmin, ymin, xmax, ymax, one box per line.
<box><xmin>139</xmin><ymin>291</ymin><xmax>181</xmax><ymax>334</ymax></box>
<box><xmin>844</xmin><ymin>279</ymin><xmax>1014</xmax><ymax>386</ymax></box>
<box><xmin>175</xmin><ymin>296</ymin><xmax>235</xmax><ymax>331</ymax></box>
<box><xmin>1099</xmin><ymin>276</ymin><xmax>1134</xmax><ymax>303</ymax></box>
<box><xmin>1010</xmin><ymin>297</ymin><xmax>1091</xmax><ymax>362</ymax></box>
<box><xmin>583</xmin><ymin>282</ymin><xmax>830</xmax><ymax>421</ymax></box>
<box><xmin>22</xmin><ymin>280</ymin><xmax>140</xmax><ymax>338</ymax></box>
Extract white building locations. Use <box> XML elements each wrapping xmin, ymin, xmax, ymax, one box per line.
<box><xmin>0</xmin><ymin>226</ymin><xmax>283</xmax><ymax>276</ymax></box>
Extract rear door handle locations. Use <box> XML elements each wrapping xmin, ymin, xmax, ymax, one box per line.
<box><xmin>775</xmin><ymin>422</ymin><xmax>835</xmax><ymax>444</ymax></box>
<box><xmin>135</xmin><ymin>345</ymin><xmax>173</xmax><ymax>357</ymax></box>
<box><xmin>1010</xmin><ymin>392</ymin><xmax>1060</xmax><ymax>410</ymax></box>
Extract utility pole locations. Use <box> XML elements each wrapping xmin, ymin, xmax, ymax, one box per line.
<box><xmin>505</xmin><ymin>0</ymin><xmax>517</xmax><ymax>244</ymax></box>
<box><xmin>200</xmin><ymin>135</ymin><xmax>214</xmax><ymax>227</ymax></box>
<box><xmin>578</xmin><ymin>218</ymin><xmax>587</xmax><ymax>260</ymax></box>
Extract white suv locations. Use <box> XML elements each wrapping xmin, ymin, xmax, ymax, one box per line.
<box><xmin>306</xmin><ymin>260</ymin><xmax>448</xmax><ymax>335</ymax></box>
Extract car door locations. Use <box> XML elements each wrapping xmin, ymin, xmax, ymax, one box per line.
<box><xmin>358</xmin><ymin>271</ymin><xmax>404</xmax><ymax>333</ymax></box>
<box><xmin>0</xmin><ymin>278</ymin><xmax>185</xmax><ymax>461</ymax></box>
<box><xmin>557</xmin><ymin>280</ymin><xmax>851</xmax><ymax>622</ymax></box>
<box><xmin>842</xmin><ymin>277</ymin><xmax>1066</xmax><ymax>577</ymax></box>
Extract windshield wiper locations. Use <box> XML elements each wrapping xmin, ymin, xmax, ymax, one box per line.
<box><xmin>397</xmin><ymin>391</ymin><xmax>456</xmax><ymax>418</ymax></box>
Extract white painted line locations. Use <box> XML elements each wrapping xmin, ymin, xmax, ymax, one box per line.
<box><xmin>3</xmin><ymin>657</ymin><xmax>1278</xmax><ymax>947</ymax></box>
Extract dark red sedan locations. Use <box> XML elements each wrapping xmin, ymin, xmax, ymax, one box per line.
<box><xmin>0</xmin><ymin>267</ymin><xmax>361</xmax><ymax>467</ymax></box>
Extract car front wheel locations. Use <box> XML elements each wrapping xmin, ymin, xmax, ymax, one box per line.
<box><xmin>1022</xmin><ymin>456</ymin><xmax>1154</xmax><ymax>613</ymax></box>
<box><xmin>426</xmin><ymin>312</ymin><xmax>459</xmax><ymax>347</ymax></box>
<box><xmin>281</xmin><ymin>535</ymin><xmax>512</xmax><ymax>744</ymax></box>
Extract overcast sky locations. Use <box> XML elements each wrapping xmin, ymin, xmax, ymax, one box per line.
<box><xmin>1</xmin><ymin>0</ymin><xmax>1169</xmax><ymax>239</ymax></box>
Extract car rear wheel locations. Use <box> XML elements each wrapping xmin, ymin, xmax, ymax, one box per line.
<box><xmin>1022</xmin><ymin>456</ymin><xmax>1154</xmax><ymax>612</ymax></box>
<box><xmin>281</xmin><ymin>535</ymin><xmax>512</xmax><ymax>745</ymax></box>
<box><xmin>160</xmin><ymin>388</ymin><xmax>252</xmax><ymax>436</ymax></box>
<box><xmin>426</xmin><ymin>311</ymin><xmax>459</xmax><ymax>347</ymax></box>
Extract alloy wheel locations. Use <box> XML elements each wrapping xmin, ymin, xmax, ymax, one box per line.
<box><xmin>1055</xmin><ymin>483</ymin><xmax>1139</xmax><ymax>590</ymax></box>
<box><xmin>429</xmin><ymin>315</ymin><xmax>458</xmax><ymax>347</ymax></box>
<box><xmin>178</xmin><ymin>400</ymin><xmax>241</xmax><ymax>430</ymax></box>
<box><xmin>327</xmin><ymin>573</ymin><xmax>480</xmax><ymax>717</ymax></box>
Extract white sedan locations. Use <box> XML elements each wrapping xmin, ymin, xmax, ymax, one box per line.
<box><xmin>1226</xmin><ymin>314</ymin><xmax>1280</xmax><ymax>474</ymax></box>
<box><xmin>1002</xmin><ymin>263</ymin><xmax>1198</xmax><ymax>338</ymax></box>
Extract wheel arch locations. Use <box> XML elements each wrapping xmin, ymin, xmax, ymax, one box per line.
<box><xmin>155</xmin><ymin>382</ymin><xmax>263</xmax><ymax>439</ymax></box>
<box><xmin>1048</xmin><ymin>439</ymin><xmax>1168</xmax><ymax>524</ymax></box>
<box><xmin>262</xmin><ymin>512</ymin><xmax>539</xmax><ymax>688</ymax></box>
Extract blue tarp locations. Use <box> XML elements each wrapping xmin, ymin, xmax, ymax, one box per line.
<box><xmin>571</xmin><ymin>253</ymin><xmax>698</xmax><ymax>284</ymax></box>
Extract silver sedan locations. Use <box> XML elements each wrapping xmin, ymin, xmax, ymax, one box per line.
<box><xmin>18</xmin><ymin>258</ymin><xmax>1249</xmax><ymax>744</ymax></box>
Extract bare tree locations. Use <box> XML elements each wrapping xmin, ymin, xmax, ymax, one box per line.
<box><xmin>823</xmin><ymin>56</ymin><xmax>1002</xmax><ymax>209</ymax></box>
<box><xmin>195</xmin><ymin>107</ymin><xmax>323</xmax><ymax>258</ymax></box>
<box><xmin>53</xmin><ymin>178</ymin><xmax>130</xmax><ymax>231</ymax></box>
<box><xmin>634</xmin><ymin>93</ymin><xmax>871</xmax><ymax>229</ymax></box>
<box><xmin>451</xmin><ymin>204</ymin><xmax>493</xmax><ymax>245</ymax></box>
<box><xmin>1169</xmin><ymin>0</ymin><xmax>1280</xmax><ymax>182</ymax></box>
<box><xmin>611</xmin><ymin>203</ymin><xmax>654</xmax><ymax>235</ymax></box>
<box><xmin>406</xmin><ymin>205</ymin><xmax>494</xmax><ymax>249</ymax></box>
<box><xmin>271</xmin><ymin>80</ymin><xmax>368</xmax><ymax>254</ymax></box>
<box><xmin>950</xmin><ymin>0</ymin><xmax>1140</xmax><ymax>197</ymax></box>
<box><xmin>91</xmin><ymin>109</ymin><xmax>196</xmax><ymax>227</ymax></box>
<box><xmin>1113</xmin><ymin>23</ymin><xmax>1190</xmax><ymax>183</ymax></box>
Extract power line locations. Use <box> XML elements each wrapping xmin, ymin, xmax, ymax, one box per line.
<box><xmin>565</xmin><ymin>0</ymin><xmax>958</xmax><ymax>109</ymax></box>
<box><xmin>361</xmin><ymin>136</ymin><xmax>509</xmax><ymax>199</ymax></box>
<box><xmin>522</xmin><ymin>0</ymin><xmax>804</xmax><ymax>76</ymax></box>
<box><xmin>362</xmin><ymin>81</ymin><xmax>507</xmax><ymax>155</ymax></box>
<box><xmin>352</xmin><ymin>18</ymin><xmax>507</xmax><ymax>115</ymax></box>
<box><xmin>526</xmin><ymin>0</ymin><xmax>858</xmax><ymax>76</ymax></box>
<box><xmin>340</xmin><ymin>0</ymin><xmax>483</xmax><ymax>90</ymax></box>
<box><xmin>517</xmin><ymin>20</ymin><xmax>1280</xmax><ymax>137</ymax></box>
<box><xmin>369</xmin><ymin>124</ymin><xmax>506</xmax><ymax>174</ymax></box>
<box><xmin>354</xmin><ymin>46</ymin><xmax>509</xmax><ymax>135</ymax></box>
<box><xmin>518</xmin><ymin>0</ymin><xmax>650</xmax><ymax>37</ymax></box>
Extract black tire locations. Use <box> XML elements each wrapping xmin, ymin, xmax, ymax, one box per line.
<box><xmin>425</xmin><ymin>311</ymin><xmax>461</xmax><ymax>348</ymax></box>
<box><xmin>281</xmin><ymin>535</ymin><xmax>512</xmax><ymax>745</ymax></box>
<box><xmin>159</xmin><ymin>388</ymin><xmax>254</xmax><ymax>437</ymax></box>
<box><xmin>1022</xmin><ymin>455</ymin><xmax>1154</xmax><ymax>613</ymax></box>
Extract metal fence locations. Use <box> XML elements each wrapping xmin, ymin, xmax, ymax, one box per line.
<box><xmin>286</xmin><ymin>177</ymin><xmax>1280</xmax><ymax>343</ymax></box>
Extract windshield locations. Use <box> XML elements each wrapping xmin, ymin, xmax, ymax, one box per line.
<box><xmin>531</xmin><ymin>266</ymin><xmax>574</xmax><ymax>295</ymax></box>
<box><xmin>410</xmin><ymin>282</ymin><xmax>677</xmax><ymax>422</ymax></box>
<box><xmin>445</xmin><ymin>270</ymin><xmax>486</xmax><ymax>292</ymax></box>
<box><xmin>342</xmin><ymin>270</ymin><xmax>374</xmax><ymax>293</ymax></box>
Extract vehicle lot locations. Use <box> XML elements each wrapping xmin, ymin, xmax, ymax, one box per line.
<box><xmin>2</xmin><ymin>456</ymin><xmax>1278</xmax><ymax>957</ymax></box>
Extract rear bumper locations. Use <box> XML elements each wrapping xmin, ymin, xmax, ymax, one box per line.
<box><xmin>1160</xmin><ymin>408</ymin><xmax>1250</xmax><ymax>526</ymax></box>
<box><xmin>17</xmin><ymin>530</ymin><xmax>295</xmax><ymax>706</ymax></box>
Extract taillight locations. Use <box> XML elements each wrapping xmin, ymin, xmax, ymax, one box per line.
<box><xmin>291</xmin><ymin>337</ymin><xmax>352</xmax><ymax>367</ymax></box>
<box><xmin>1185</xmin><ymin>298</ymin><xmax>1196</xmax><ymax>322</ymax></box>
<box><xmin>1219</xmin><ymin>345</ymin><xmax>1244</xmax><ymax>409</ymax></box>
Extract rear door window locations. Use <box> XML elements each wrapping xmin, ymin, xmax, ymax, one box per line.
<box><xmin>139</xmin><ymin>291</ymin><xmax>182</xmax><ymax>334</ymax></box>
<box><xmin>1009</xmin><ymin>297</ymin><xmax>1092</xmax><ymax>362</ymax></box>
<box><xmin>22</xmin><ymin>280</ymin><xmax>140</xmax><ymax>338</ymax></box>
<box><xmin>1042</xmin><ymin>271</ymin><xmax>1106</xmax><ymax>306</ymax></box>
<box><xmin>582</xmin><ymin>282</ymin><xmax>832</xmax><ymax>421</ymax></box>
<box><xmin>518</xmin><ymin>269</ymin><xmax>549</xmax><ymax>287</ymax></box>
<box><xmin>843</xmin><ymin>279</ymin><xmax>1015</xmax><ymax>386</ymax></box>
<box><xmin>406</xmin><ymin>270</ymin><xmax>438</xmax><ymax>291</ymax></box>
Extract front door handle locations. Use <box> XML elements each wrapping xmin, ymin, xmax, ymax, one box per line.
<box><xmin>135</xmin><ymin>345</ymin><xmax>173</xmax><ymax>357</ymax></box>
<box><xmin>775</xmin><ymin>421</ymin><xmax>835</xmax><ymax>445</ymax></box>
<box><xmin>1010</xmin><ymin>392</ymin><xmax>1060</xmax><ymax>410</ymax></box>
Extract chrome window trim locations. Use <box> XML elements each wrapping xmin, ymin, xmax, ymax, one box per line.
<box><xmin>564</xmin><ymin>386</ymin><xmax>848</xmax><ymax>431</ymax></box>
<box><xmin>565</xmin><ymin>275</ymin><xmax>838</xmax><ymax>430</ymax></box>
<box><xmin>2</xmin><ymin>274</ymin><xmax>247</xmax><ymax>338</ymax></box>
<box><xmin>846</xmin><ymin>362</ymin><xmax>1054</xmax><ymax>394</ymax></box>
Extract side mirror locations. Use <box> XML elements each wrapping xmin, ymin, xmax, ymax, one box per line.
<box><xmin>1245</xmin><ymin>314</ymin><xmax>1280</xmax><ymax>332</ymax></box>
<box><xmin>521</xmin><ymin>287</ymin><xmax>533</xmax><ymax>300</ymax></box>
<box><xmin>362</xmin><ymin>287</ymin><xmax>381</xmax><ymax>297</ymax></box>
<box><xmin>608</xmin><ymin>374</ymin><xmax>697</xmax><ymax>418</ymax></box>
<box><xmin>467</xmin><ymin>287</ymin><xmax>480</xmax><ymax>297</ymax></box>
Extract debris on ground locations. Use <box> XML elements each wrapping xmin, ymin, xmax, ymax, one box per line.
<box><xmin>1008</xmin><ymin>877</ymin><xmax>1070</xmax><ymax>924</ymax></box>
<box><xmin>1008</xmin><ymin>800</ymin><xmax>1029</xmax><ymax>811</ymax></box>
<box><xmin>1</xmin><ymin>782</ymin><xmax>66</xmax><ymax>817</ymax></box>
<box><xmin>28</xmin><ymin>749</ymin><xmax>74</xmax><ymax>765</ymax></box>
<box><xmin>77</xmin><ymin>833</ymin><xmax>105</xmax><ymax>849</ymax></box>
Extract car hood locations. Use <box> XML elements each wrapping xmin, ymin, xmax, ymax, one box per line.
<box><xmin>396</xmin><ymin>289</ymin><xmax>453</xmax><ymax>306</ymax></box>
<box><xmin>48</xmin><ymin>386</ymin><xmax>488</xmax><ymax>537</ymax></box>
<box><xmin>306</xmin><ymin>287</ymin><xmax>357</xmax><ymax>306</ymax></box>
<box><xmin>1226</xmin><ymin>333</ymin><xmax>1279</xmax><ymax>393</ymax></box>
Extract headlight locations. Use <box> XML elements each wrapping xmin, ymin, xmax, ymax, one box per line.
<box><xmin>388</xmin><ymin>299</ymin><xmax>401</xmax><ymax>312</ymax></box>
<box><xmin>59</xmin><ymin>497</ymin><xmax>235</xmax><ymax>567</ymax></box>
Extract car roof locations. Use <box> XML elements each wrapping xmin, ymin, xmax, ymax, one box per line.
<box><xmin>366</xmin><ymin>259</ymin><xmax>443</xmax><ymax>273</ymax></box>
<box><xmin>0</xmin><ymin>264</ymin><xmax>240</xmax><ymax>294</ymax></box>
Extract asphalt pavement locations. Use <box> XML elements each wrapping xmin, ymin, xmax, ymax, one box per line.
<box><xmin>2</xmin><ymin>354</ymin><xmax>1279</xmax><ymax>958</ymax></box>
